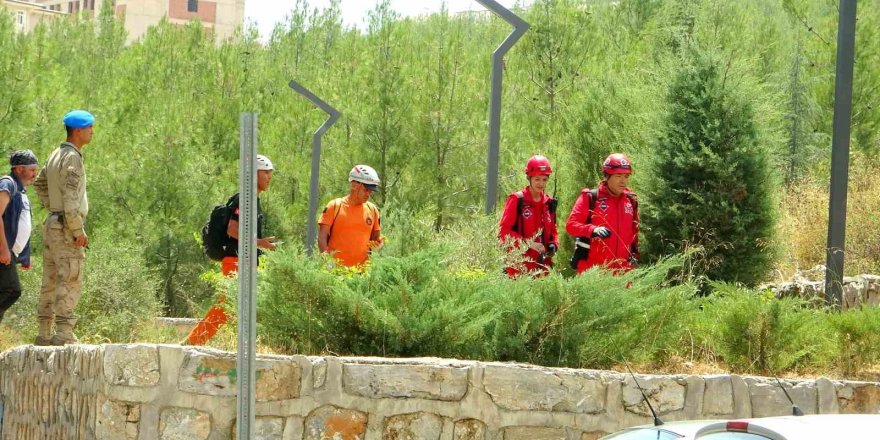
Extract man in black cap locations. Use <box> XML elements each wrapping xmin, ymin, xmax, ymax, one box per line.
<box><xmin>0</xmin><ymin>150</ymin><xmax>39</xmax><ymax>323</ymax></box>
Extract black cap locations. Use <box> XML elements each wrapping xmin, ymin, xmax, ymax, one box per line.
<box><xmin>10</xmin><ymin>150</ymin><xmax>38</xmax><ymax>166</ymax></box>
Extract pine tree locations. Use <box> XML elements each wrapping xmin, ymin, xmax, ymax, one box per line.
<box><xmin>642</xmin><ymin>48</ymin><xmax>778</xmax><ymax>285</ymax></box>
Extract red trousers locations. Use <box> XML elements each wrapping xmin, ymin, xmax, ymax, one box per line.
<box><xmin>184</xmin><ymin>257</ymin><xmax>237</xmax><ymax>345</ymax></box>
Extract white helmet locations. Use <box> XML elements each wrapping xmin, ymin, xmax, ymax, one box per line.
<box><xmin>348</xmin><ymin>164</ymin><xmax>380</xmax><ymax>190</ymax></box>
<box><xmin>256</xmin><ymin>154</ymin><xmax>274</xmax><ymax>171</ymax></box>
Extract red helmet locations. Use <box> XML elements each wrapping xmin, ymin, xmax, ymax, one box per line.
<box><xmin>525</xmin><ymin>155</ymin><xmax>553</xmax><ymax>177</ymax></box>
<box><xmin>602</xmin><ymin>153</ymin><xmax>633</xmax><ymax>175</ymax></box>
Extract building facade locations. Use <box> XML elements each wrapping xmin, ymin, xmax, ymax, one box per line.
<box><xmin>2</xmin><ymin>0</ymin><xmax>66</xmax><ymax>33</ymax></box>
<box><xmin>2</xmin><ymin>0</ymin><xmax>244</xmax><ymax>42</ymax></box>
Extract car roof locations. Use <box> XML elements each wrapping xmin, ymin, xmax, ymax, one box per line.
<box><xmin>601</xmin><ymin>419</ymin><xmax>726</xmax><ymax>439</ymax></box>
<box><xmin>695</xmin><ymin>414</ymin><xmax>880</xmax><ymax>439</ymax></box>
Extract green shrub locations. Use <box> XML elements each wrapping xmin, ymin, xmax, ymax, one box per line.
<box><xmin>694</xmin><ymin>283</ymin><xmax>834</xmax><ymax>374</ymax></box>
<box><xmin>828</xmin><ymin>307</ymin><xmax>880</xmax><ymax>377</ymax></box>
<box><xmin>256</xmin><ymin>243</ymin><xmax>697</xmax><ymax>368</ymax></box>
<box><xmin>642</xmin><ymin>47</ymin><xmax>779</xmax><ymax>286</ymax></box>
<box><xmin>76</xmin><ymin>238</ymin><xmax>164</xmax><ymax>343</ymax></box>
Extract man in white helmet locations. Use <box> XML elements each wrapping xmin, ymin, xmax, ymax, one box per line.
<box><xmin>184</xmin><ymin>154</ymin><xmax>278</xmax><ymax>345</ymax></box>
<box><xmin>318</xmin><ymin>164</ymin><xmax>383</xmax><ymax>268</ymax></box>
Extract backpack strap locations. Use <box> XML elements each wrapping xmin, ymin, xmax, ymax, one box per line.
<box><xmin>509</xmin><ymin>191</ymin><xmax>526</xmax><ymax>238</ymax></box>
<box><xmin>327</xmin><ymin>198</ymin><xmax>344</xmax><ymax>240</ymax></box>
<box><xmin>585</xmin><ymin>188</ymin><xmax>598</xmax><ymax>225</ymax></box>
<box><xmin>626</xmin><ymin>192</ymin><xmax>639</xmax><ymax>256</ymax></box>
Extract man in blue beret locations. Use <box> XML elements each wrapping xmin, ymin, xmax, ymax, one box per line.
<box><xmin>32</xmin><ymin>110</ymin><xmax>94</xmax><ymax>345</ymax></box>
<box><xmin>0</xmin><ymin>150</ymin><xmax>39</xmax><ymax>323</ymax></box>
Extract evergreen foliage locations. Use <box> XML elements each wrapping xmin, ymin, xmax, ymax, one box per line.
<box><xmin>0</xmin><ymin>0</ymin><xmax>877</xmax><ymax>376</ymax></box>
<box><xmin>642</xmin><ymin>48</ymin><xmax>778</xmax><ymax>285</ymax></box>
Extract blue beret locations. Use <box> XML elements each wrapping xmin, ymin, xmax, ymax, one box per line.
<box><xmin>63</xmin><ymin>110</ymin><xmax>95</xmax><ymax>129</ymax></box>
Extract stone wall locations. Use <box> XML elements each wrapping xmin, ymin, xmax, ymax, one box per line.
<box><xmin>1</xmin><ymin>344</ymin><xmax>880</xmax><ymax>440</ymax></box>
<box><xmin>765</xmin><ymin>267</ymin><xmax>880</xmax><ymax>310</ymax></box>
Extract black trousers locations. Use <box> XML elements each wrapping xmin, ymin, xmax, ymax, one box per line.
<box><xmin>0</xmin><ymin>257</ymin><xmax>22</xmax><ymax>321</ymax></box>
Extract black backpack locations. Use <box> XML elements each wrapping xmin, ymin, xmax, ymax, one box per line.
<box><xmin>201</xmin><ymin>194</ymin><xmax>238</xmax><ymax>261</ymax></box>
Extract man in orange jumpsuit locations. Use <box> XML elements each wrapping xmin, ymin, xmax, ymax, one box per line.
<box><xmin>183</xmin><ymin>154</ymin><xmax>278</xmax><ymax>345</ymax></box>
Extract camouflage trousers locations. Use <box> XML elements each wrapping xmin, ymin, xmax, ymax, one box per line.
<box><xmin>37</xmin><ymin>216</ymin><xmax>84</xmax><ymax>336</ymax></box>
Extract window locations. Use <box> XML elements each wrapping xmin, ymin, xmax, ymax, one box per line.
<box><xmin>15</xmin><ymin>11</ymin><xmax>26</xmax><ymax>28</ymax></box>
<box><xmin>187</xmin><ymin>0</ymin><xmax>198</xmax><ymax>13</ymax></box>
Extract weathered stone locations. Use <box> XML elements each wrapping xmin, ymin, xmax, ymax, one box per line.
<box><xmin>817</xmin><ymin>378</ymin><xmax>839</xmax><ymax>414</ymax></box>
<box><xmin>178</xmin><ymin>351</ymin><xmax>301</xmax><ymax>401</ymax></box>
<box><xmin>256</xmin><ymin>360</ymin><xmax>302</xmax><ymax>401</ymax></box>
<box><xmin>95</xmin><ymin>397</ymin><xmax>140</xmax><ymax>440</ymax></box>
<box><xmin>231</xmin><ymin>417</ymin><xmax>285</xmax><ymax>440</ymax></box>
<box><xmin>483</xmin><ymin>365</ymin><xmax>607</xmax><ymax>414</ymax></box>
<box><xmin>582</xmin><ymin>432</ymin><xmax>608</xmax><ymax>440</ymax></box>
<box><xmin>160</xmin><ymin>407</ymin><xmax>210</xmax><ymax>440</ymax></box>
<box><xmin>178</xmin><ymin>351</ymin><xmax>238</xmax><ymax>397</ymax></box>
<box><xmin>503</xmin><ymin>426</ymin><xmax>566</xmax><ymax>440</ymax></box>
<box><xmin>343</xmin><ymin>363</ymin><xmax>468</xmax><ymax>401</ymax></box>
<box><xmin>104</xmin><ymin>345</ymin><xmax>160</xmax><ymax>387</ymax></box>
<box><xmin>703</xmin><ymin>376</ymin><xmax>734</xmax><ymax>415</ymax></box>
<box><xmin>748</xmin><ymin>380</ymin><xmax>817</xmax><ymax>417</ymax></box>
<box><xmin>283</xmin><ymin>416</ymin><xmax>305</xmax><ymax>440</ymax></box>
<box><xmin>622</xmin><ymin>376</ymin><xmax>685</xmax><ymax>416</ymax></box>
<box><xmin>453</xmin><ymin>419</ymin><xmax>486</xmax><ymax>440</ymax></box>
<box><xmin>837</xmin><ymin>383</ymin><xmax>880</xmax><ymax>414</ymax></box>
<box><xmin>312</xmin><ymin>358</ymin><xmax>327</xmax><ymax>389</ymax></box>
<box><xmin>304</xmin><ymin>405</ymin><xmax>367</xmax><ymax>440</ymax></box>
<box><xmin>384</xmin><ymin>412</ymin><xmax>443</xmax><ymax>440</ymax></box>
<box><xmin>731</xmin><ymin>375</ymin><xmax>751</xmax><ymax>418</ymax></box>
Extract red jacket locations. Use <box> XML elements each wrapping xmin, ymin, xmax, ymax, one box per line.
<box><xmin>499</xmin><ymin>187</ymin><xmax>560</xmax><ymax>276</ymax></box>
<box><xmin>565</xmin><ymin>182</ymin><xmax>639</xmax><ymax>273</ymax></box>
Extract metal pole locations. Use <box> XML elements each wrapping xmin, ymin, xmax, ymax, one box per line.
<box><xmin>824</xmin><ymin>0</ymin><xmax>857</xmax><ymax>309</ymax></box>
<box><xmin>236</xmin><ymin>113</ymin><xmax>258</xmax><ymax>439</ymax></box>
<box><xmin>289</xmin><ymin>80</ymin><xmax>341</xmax><ymax>255</ymax></box>
<box><xmin>477</xmin><ymin>0</ymin><xmax>529</xmax><ymax>214</ymax></box>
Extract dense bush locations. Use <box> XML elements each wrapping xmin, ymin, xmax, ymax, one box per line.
<box><xmin>256</xmin><ymin>244</ymin><xmax>695</xmax><ymax>368</ymax></box>
<box><xmin>642</xmin><ymin>48</ymin><xmax>779</xmax><ymax>286</ymax></box>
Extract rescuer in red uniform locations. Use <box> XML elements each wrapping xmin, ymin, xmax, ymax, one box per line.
<box><xmin>498</xmin><ymin>155</ymin><xmax>560</xmax><ymax>278</ymax></box>
<box><xmin>566</xmin><ymin>153</ymin><xmax>639</xmax><ymax>274</ymax></box>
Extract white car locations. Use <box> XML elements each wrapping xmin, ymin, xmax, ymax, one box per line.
<box><xmin>599</xmin><ymin>420</ymin><xmax>724</xmax><ymax>440</ymax></box>
<box><xmin>693</xmin><ymin>414</ymin><xmax>880</xmax><ymax>439</ymax></box>
<box><xmin>601</xmin><ymin>414</ymin><xmax>880</xmax><ymax>440</ymax></box>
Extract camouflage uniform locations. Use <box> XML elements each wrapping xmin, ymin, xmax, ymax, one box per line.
<box><xmin>33</xmin><ymin>142</ymin><xmax>88</xmax><ymax>345</ymax></box>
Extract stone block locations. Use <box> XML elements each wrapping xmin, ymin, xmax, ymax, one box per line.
<box><xmin>483</xmin><ymin>365</ymin><xmax>606</xmax><ymax>413</ymax></box>
<box><xmin>622</xmin><ymin>376</ymin><xmax>685</xmax><ymax>416</ymax></box>
<box><xmin>160</xmin><ymin>407</ymin><xmax>211</xmax><ymax>440</ymax></box>
<box><xmin>304</xmin><ymin>405</ymin><xmax>368</xmax><ymax>440</ymax></box>
<box><xmin>384</xmin><ymin>412</ymin><xmax>444</xmax><ymax>440</ymax></box>
<box><xmin>817</xmin><ymin>378</ymin><xmax>839</xmax><ymax>414</ymax></box>
<box><xmin>837</xmin><ymin>383</ymin><xmax>880</xmax><ymax>414</ymax></box>
<box><xmin>311</xmin><ymin>358</ymin><xmax>327</xmax><ymax>389</ymax></box>
<box><xmin>231</xmin><ymin>417</ymin><xmax>285</xmax><ymax>440</ymax></box>
<box><xmin>703</xmin><ymin>376</ymin><xmax>734</xmax><ymax>415</ymax></box>
<box><xmin>178</xmin><ymin>350</ymin><xmax>301</xmax><ymax>401</ymax></box>
<box><xmin>748</xmin><ymin>380</ymin><xmax>817</xmax><ymax>417</ymax></box>
<box><xmin>343</xmin><ymin>363</ymin><xmax>468</xmax><ymax>401</ymax></box>
<box><xmin>104</xmin><ymin>345</ymin><xmax>160</xmax><ymax>387</ymax></box>
<box><xmin>453</xmin><ymin>419</ymin><xmax>486</xmax><ymax>440</ymax></box>
<box><xmin>95</xmin><ymin>396</ymin><xmax>140</xmax><ymax>440</ymax></box>
<box><xmin>502</xmin><ymin>426</ymin><xmax>566</xmax><ymax>440</ymax></box>
<box><xmin>283</xmin><ymin>416</ymin><xmax>305</xmax><ymax>440</ymax></box>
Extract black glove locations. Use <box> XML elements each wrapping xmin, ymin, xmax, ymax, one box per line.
<box><xmin>592</xmin><ymin>226</ymin><xmax>611</xmax><ymax>238</ymax></box>
<box><xmin>628</xmin><ymin>255</ymin><xmax>639</xmax><ymax>267</ymax></box>
<box><xmin>546</xmin><ymin>244</ymin><xmax>557</xmax><ymax>256</ymax></box>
